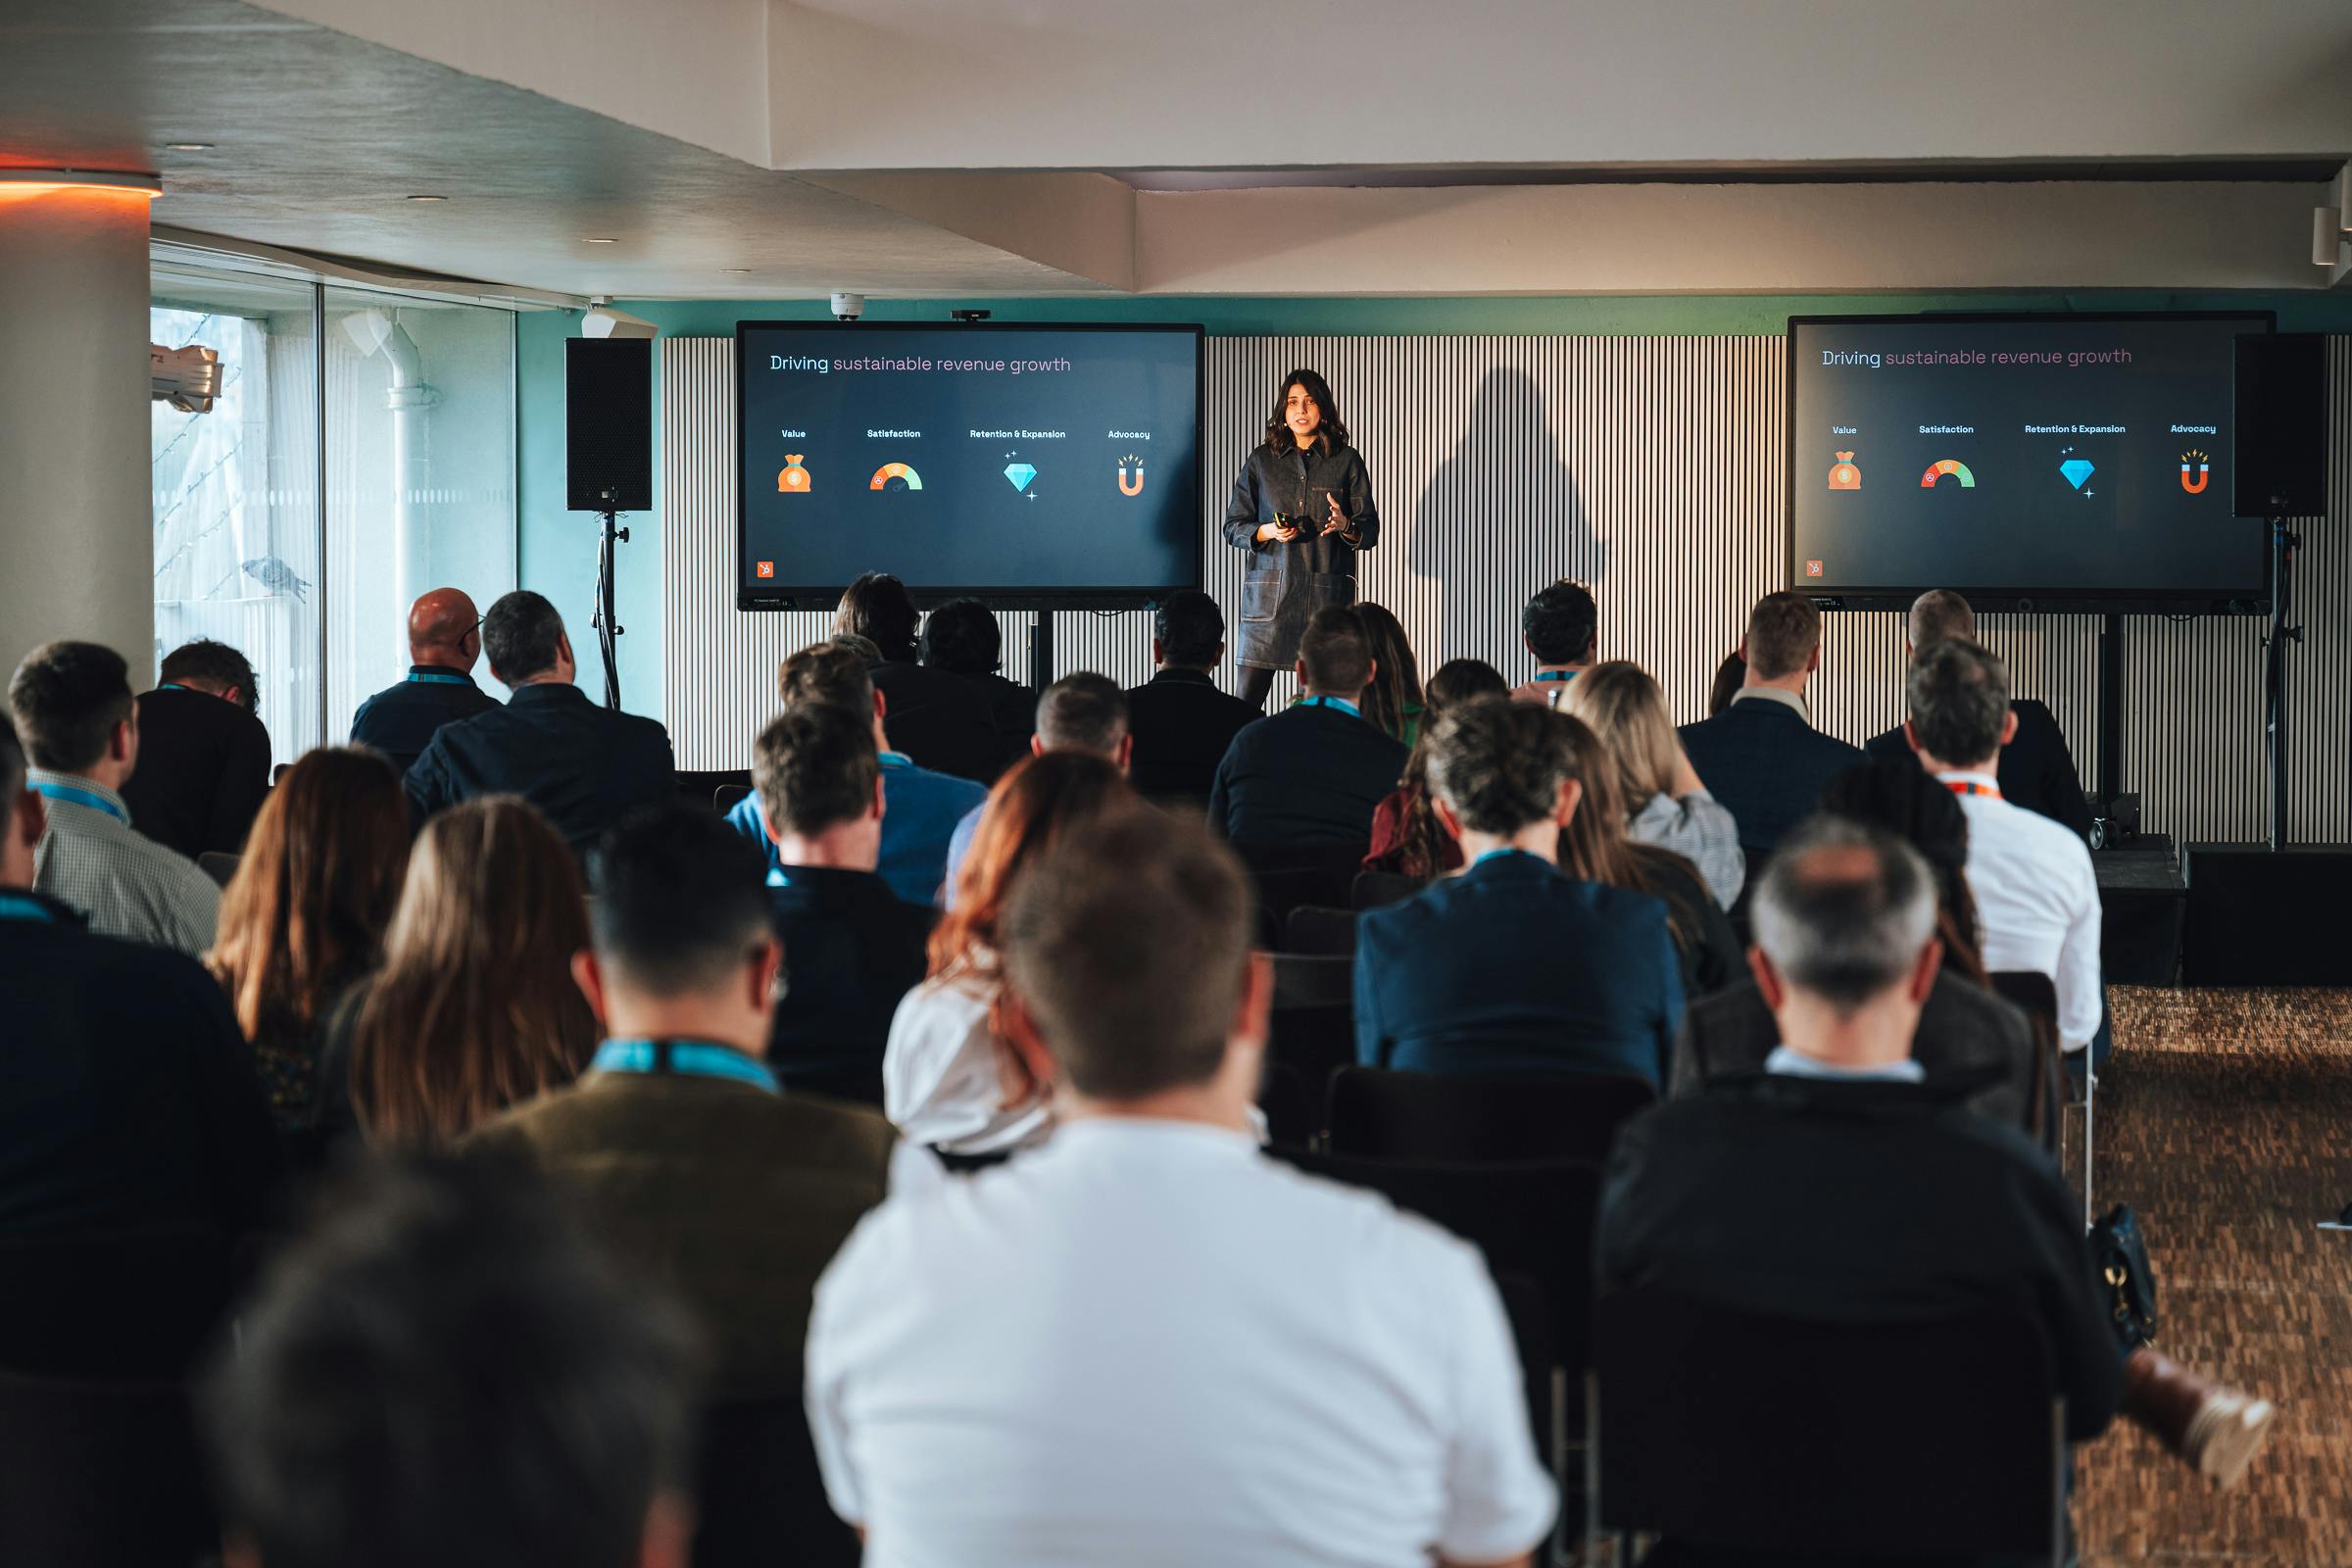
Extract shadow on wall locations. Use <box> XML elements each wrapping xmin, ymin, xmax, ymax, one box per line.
<box><xmin>1401</xmin><ymin>367</ymin><xmax>1604</xmax><ymax>672</ymax></box>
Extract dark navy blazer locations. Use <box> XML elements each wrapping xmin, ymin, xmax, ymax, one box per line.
<box><xmin>1351</xmin><ymin>851</ymin><xmax>1685</xmax><ymax>1085</ymax></box>
<box><xmin>1677</xmin><ymin>696</ymin><xmax>1866</xmax><ymax>865</ymax></box>
<box><xmin>403</xmin><ymin>681</ymin><xmax>673</xmax><ymax>855</ymax></box>
<box><xmin>351</xmin><ymin>664</ymin><xmax>502</xmax><ymax>778</ymax></box>
<box><xmin>1208</xmin><ymin>701</ymin><xmax>1407</xmax><ymax>847</ymax></box>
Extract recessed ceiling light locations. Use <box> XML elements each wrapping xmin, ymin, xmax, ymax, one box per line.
<box><xmin>584</xmin><ymin>236</ymin><xmax>617</xmax><ymax>244</ymax></box>
<box><xmin>166</xmin><ymin>142</ymin><xmax>213</xmax><ymax>152</ymax></box>
<box><xmin>407</xmin><ymin>194</ymin><xmax>447</xmax><ymax>203</ymax></box>
<box><xmin>723</xmin><ymin>268</ymin><xmax>751</xmax><ymax>273</ymax></box>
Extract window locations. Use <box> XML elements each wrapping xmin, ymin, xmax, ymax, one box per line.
<box><xmin>150</xmin><ymin>254</ymin><xmax>517</xmax><ymax>769</ymax></box>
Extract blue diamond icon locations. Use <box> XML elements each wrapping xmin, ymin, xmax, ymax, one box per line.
<box><xmin>2060</xmin><ymin>458</ymin><xmax>2094</xmax><ymax>490</ymax></box>
<box><xmin>1004</xmin><ymin>463</ymin><xmax>1037</xmax><ymax>492</ymax></box>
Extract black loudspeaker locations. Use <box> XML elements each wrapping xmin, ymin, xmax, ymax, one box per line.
<box><xmin>2233</xmin><ymin>333</ymin><xmax>2328</xmax><ymax>517</ymax></box>
<box><xmin>566</xmin><ymin>337</ymin><xmax>653</xmax><ymax>512</ymax></box>
<box><xmin>2182</xmin><ymin>847</ymin><xmax>2352</xmax><ymax>985</ymax></box>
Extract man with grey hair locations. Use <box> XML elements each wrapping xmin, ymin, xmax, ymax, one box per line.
<box><xmin>1863</xmin><ymin>589</ymin><xmax>2092</xmax><ymax>839</ymax></box>
<box><xmin>941</xmin><ymin>671</ymin><xmax>1132</xmax><ymax>899</ymax></box>
<box><xmin>1905</xmin><ymin>638</ymin><xmax>2103</xmax><ymax>1061</ymax></box>
<box><xmin>1597</xmin><ymin>816</ymin><xmax>2273</xmax><ymax>1497</ymax></box>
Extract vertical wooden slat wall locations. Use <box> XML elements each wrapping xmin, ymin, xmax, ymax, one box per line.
<box><xmin>663</xmin><ymin>333</ymin><xmax>2344</xmax><ymax>845</ymax></box>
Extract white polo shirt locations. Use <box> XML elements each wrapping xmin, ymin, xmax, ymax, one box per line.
<box><xmin>1941</xmin><ymin>769</ymin><xmax>2103</xmax><ymax>1052</ymax></box>
<box><xmin>806</xmin><ymin>1117</ymin><xmax>1556</xmax><ymax>1568</ymax></box>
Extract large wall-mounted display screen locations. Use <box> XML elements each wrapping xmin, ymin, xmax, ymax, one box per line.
<box><xmin>1788</xmin><ymin>314</ymin><xmax>2271</xmax><ymax>607</ymax></box>
<box><xmin>735</xmin><ymin>322</ymin><xmax>1202</xmax><ymax>607</ymax></box>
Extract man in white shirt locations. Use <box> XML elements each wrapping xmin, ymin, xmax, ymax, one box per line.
<box><xmin>807</xmin><ymin>809</ymin><xmax>1555</xmax><ymax>1568</ymax></box>
<box><xmin>1903</xmin><ymin>638</ymin><xmax>2102</xmax><ymax>1056</ymax></box>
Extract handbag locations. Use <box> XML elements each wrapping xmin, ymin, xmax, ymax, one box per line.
<box><xmin>2090</xmin><ymin>1202</ymin><xmax>2158</xmax><ymax>1350</ymax></box>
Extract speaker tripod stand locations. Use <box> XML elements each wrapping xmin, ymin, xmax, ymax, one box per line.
<box><xmin>591</xmin><ymin>489</ymin><xmax>630</xmax><ymax>711</ymax></box>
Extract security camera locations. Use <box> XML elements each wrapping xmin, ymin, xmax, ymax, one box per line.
<box><xmin>831</xmin><ymin>291</ymin><xmax>866</xmax><ymax>321</ymax></box>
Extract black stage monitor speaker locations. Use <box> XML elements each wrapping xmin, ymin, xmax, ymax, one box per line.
<box><xmin>2182</xmin><ymin>847</ymin><xmax>2352</xmax><ymax>985</ymax></box>
<box><xmin>567</xmin><ymin>337</ymin><xmax>653</xmax><ymax>513</ymax></box>
<box><xmin>2233</xmin><ymin>333</ymin><xmax>2328</xmax><ymax>517</ymax></box>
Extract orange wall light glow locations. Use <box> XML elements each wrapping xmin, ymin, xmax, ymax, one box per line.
<box><xmin>0</xmin><ymin>171</ymin><xmax>164</xmax><ymax>203</ymax></box>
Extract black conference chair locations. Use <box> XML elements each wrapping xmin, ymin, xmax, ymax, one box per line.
<box><xmin>1989</xmin><ymin>969</ymin><xmax>2089</xmax><ymax>1224</ymax></box>
<box><xmin>712</xmin><ymin>783</ymin><xmax>753</xmax><ymax>815</ymax></box>
<box><xmin>1282</xmin><ymin>904</ymin><xmax>1359</xmax><ymax>956</ymax></box>
<box><xmin>0</xmin><ymin>1368</ymin><xmax>217</xmax><ymax>1568</ymax></box>
<box><xmin>1350</xmin><ymin>869</ymin><xmax>1427</xmax><ymax>910</ymax></box>
<box><xmin>196</xmin><ymin>850</ymin><xmax>239</xmax><ymax>888</ymax></box>
<box><xmin>693</xmin><ymin>1396</ymin><xmax>859</xmax><ymax>1568</ymax></box>
<box><xmin>1326</xmin><ymin>1066</ymin><xmax>1655</xmax><ymax>1167</ymax></box>
<box><xmin>1587</xmin><ymin>1287</ymin><xmax>2066</xmax><ymax>1566</ymax></box>
<box><xmin>1237</xmin><ymin>841</ymin><xmax>1368</xmax><ymax>950</ymax></box>
<box><xmin>1267</xmin><ymin>956</ymin><xmax>1356</xmax><ymax>1143</ymax></box>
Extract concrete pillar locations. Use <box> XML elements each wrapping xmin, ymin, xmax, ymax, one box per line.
<box><xmin>0</xmin><ymin>179</ymin><xmax>155</xmax><ymax>678</ymax></box>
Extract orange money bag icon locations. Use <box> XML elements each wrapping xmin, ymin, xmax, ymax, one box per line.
<box><xmin>778</xmin><ymin>455</ymin><xmax>811</xmax><ymax>493</ymax></box>
<box><xmin>1827</xmin><ymin>452</ymin><xmax>1861</xmax><ymax>491</ymax></box>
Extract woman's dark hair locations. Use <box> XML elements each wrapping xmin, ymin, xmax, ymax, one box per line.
<box><xmin>1354</xmin><ymin>603</ymin><xmax>1424</xmax><ymax>743</ymax></box>
<box><xmin>1381</xmin><ymin>662</ymin><xmax>1511</xmax><ymax>880</ymax></box>
<box><xmin>834</xmin><ymin>572</ymin><xmax>919</xmax><ymax>661</ymax></box>
<box><xmin>919</xmin><ymin>598</ymin><xmax>1001</xmax><ymax>674</ymax></box>
<box><xmin>1261</xmin><ymin>368</ymin><xmax>1349</xmax><ymax>454</ymax></box>
<box><xmin>210</xmin><ymin>749</ymin><xmax>411</xmax><ymax>1103</ymax></box>
<box><xmin>1818</xmin><ymin>757</ymin><xmax>1987</xmax><ymax>983</ymax></box>
<box><xmin>1707</xmin><ymin>650</ymin><xmax>1747</xmax><ymax>716</ymax></box>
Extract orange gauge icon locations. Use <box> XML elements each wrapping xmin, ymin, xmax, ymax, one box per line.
<box><xmin>869</xmin><ymin>462</ymin><xmax>922</xmax><ymax>491</ymax></box>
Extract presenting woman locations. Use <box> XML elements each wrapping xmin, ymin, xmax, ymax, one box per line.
<box><xmin>1222</xmin><ymin>368</ymin><xmax>1380</xmax><ymax>710</ymax></box>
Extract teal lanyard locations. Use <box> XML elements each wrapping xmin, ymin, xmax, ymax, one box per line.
<box><xmin>592</xmin><ymin>1038</ymin><xmax>778</xmax><ymax>1095</ymax></box>
<box><xmin>1534</xmin><ymin>670</ymin><xmax>1577</xmax><ymax>683</ymax></box>
<box><xmin>408</xmin><ymin>671</ymin><xmax>471</xmax><ymax>687</ymax></box>
<box><xmin>30</xmin><ymin>780</ymin><xmax>126</xmax><ymax>823</ymax></box>
<box><xmin>158</xmin><ymin>682</ymin><xmax>196</xmax><ymax>693</ymax></box>
<box><xmin>1298</xmin><ymin>696</ymin><xmax>1361</xmax><ymax>718</ymax></box>
<box><xmin>0</xmin><ymin>893</ymin><xmax>55</xmax><ymax>923</ymax></box>
<box><xmin>1471</xmin><ymin>848</ymin><xmax>1542</xmax><ymax>870</ymax></box>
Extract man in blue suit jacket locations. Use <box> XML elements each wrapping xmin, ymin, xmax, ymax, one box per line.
<box><xmin>1678</xmin><ymin>590</ymin><xmax>1863</xmax><ymax>868</ymax></box>
<box><xmin>1354</xmin><ymin>700</ymin><xmax>1683</xmax><ymax>1083</ymax></box>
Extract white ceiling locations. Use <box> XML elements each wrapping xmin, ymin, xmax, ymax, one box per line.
<box><xmin>6</xmin><ymin>0</ymin><xmax>2351</xmax><ymax>299</ymax></box>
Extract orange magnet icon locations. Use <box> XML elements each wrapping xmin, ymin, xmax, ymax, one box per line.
<box><xmin>2180</xmin><ymin>449</ymin><xmax>2209</xmax><ymax>495</ymax></box>
<box><xmin>1827</xmin><ymin>451</ymin><xmax>1860</xmax><ymax>491</ymax></box>
<box><xmin>1117</xmin><ymin>454</ymin><xmax>1146</xmax><ymax>496</ymax></box>
<box><xmin>778</xmin><ymin>455</ymin><xmax>811</xmax><ymax>493</ymax></box>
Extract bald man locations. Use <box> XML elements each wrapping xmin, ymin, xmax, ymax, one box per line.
<box><xmin>350</xmin><ymin>588</ymin><xmax>502</xmax><ymax>775</ymax></box>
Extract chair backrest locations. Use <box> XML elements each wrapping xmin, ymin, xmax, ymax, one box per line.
<box><xmin>196</xmin><ymin>851</ymin><xmax>239</xmax><ymax>888</ymax></box>
<box><xmin>1265</xmin><ymin>955</ymin><xmax>1356</xmax><ymax>1141</ymax></box>
<box><xmin>0</xmin><ymin>1228</ymin><xmax>236</xmax><ymax>1381</ymax></box>
<box><xmin>1591</xmin><ymin>1286</ymin><xmax>2063</xmax><ymax>1562</ymax></box>
<box><xmin>1282</xmin><ymin>904</ymin><xmax>1359</xmax><ymax>956</ymax></box>
<box><xmin>1327</xmin><ymin>1066</ymin><xmax>1655</xmax><ymax>1166</ymax></box>
<box><xmin>713</xmin><ymin>783</ymin><xmax>754</xmax><ymax>815</ymax></box>
<box><xmin>0</xmin><ymin>1369</ymin><xmax>217</xmax><ymax>1567</ymax></box>
<box><xmin>694</xmin><ymin>1396</ymin><xmax>859</xmax><ymax>1568</ymax></box>
<box><xmin>1989</xmin><ymin>969</ymin><xmax>2068</xmax><ymax>1135</ymax></box>
<box><xmin>1246</xmin><ymin>859</ymin><xmax>1364</xmax><ymax>950</ymax></box>
<box><xmin>1350</xmin><ymin>869</ymin><xmax>1427</xmax><ymax>910</ymax></box>
<box><xmin>1269</xmin><ymin>953</ymin><xmax>1352</xmax><ymax>1009</ymax></box>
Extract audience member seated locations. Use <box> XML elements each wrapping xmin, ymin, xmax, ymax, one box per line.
<box><xmin>1601</xmin><ymin>818</ymin><xmax>2273</xmax><ymax>1494</ymax></box>
<box><xmin>886</xmin><ymin>753</ymin><xmax>1132</xmax><ymax>1157</ymax></box>
<box><xmin>1678</xmin><ymin>589</ymin><xmax>1864</xmax><ymax>866</ymax></box>
<box><xmin>1510</xmin><ymin>577</ymin><xmax>1597</xmax><ymax>707</ymax></box>
<box><xmin>750</xmin><ymin>703</ymin><xmax>936</xmax><ymax>1104</ymax></box>
<box><xmin>7</xmin><ymin>639</ymin><xmax>220</xmax><ymax>954</ymax></box>
<box><xmin>121</xmin><ymin>637</ymin><xmax>273</xmax><ymax>860</ymax></box>
<box><xmin>1672</xmin><ymin>757</ymin><xmax>2050</xmax><ymax>1142</ymax></box>
<box><xmin>349</xmin><ymin>586</ymin><xmax>502</xmax><ymax>775</ymax></box>
<box><xmin>1559</xmin><ymin>714</ymin><xmax>1742</xmax><ymax>998</ymax></box>
<box><xmin>808</xmin><ymin>810</ymin><xmax>1556</xmax><ymax>1564</ymax></box>
<box><xmin>403</xmin><ymin>590</ymin><xmax>674</xmax><ymax>855</ymax></box>
<box><xmin>1355</xmin><ymin>602</ymin><xmax>1426</xmax><ymax>744</ymax></box>
<box><xmin>0</xmin><ymin>714</ymin><xmax>282</xmax><ymax>1240</ymax></box>
<box><xmin>836</xmin><ymin>572</ymin><xmax>1004</xmax><ymax>783</ymax></box>
<box><xmin>944</xmin><ymin>672</ymin><xmax>1129</xmax><ymax>897</ymax></box>
<box><xmin>315</xmin><ymin>797</ymin><xmax>597</xmax><ymax>1146</ymax></box>
<box><xmin>208</xmin><ymin>748</ymin><xmax>412</xmax><ymax>1128</ymax></box>
<box><xmin>725</xmin><ymin>640</ymin><xmax>984</xmax><ymax>907</ymax></box>
<box><xmin>1362</xmin><ymin>658</ymin><xmax>1509</xmax><ymax>878</ymax></box>
<box><xmin>468</xmin><ymin>807</ymin><xmax>895</xmax><ymax>1403</ymax></box>
<box><xmin>203</xmin><ymin>1155</ymin><xmax>699</xmax><ymax>1568</ymax></box>
<box><xmin>1122</xmin><ymin>589</ymin><xmax>1258</xmax><ymax>807</ymax></box>
<box><xmin>1567</xmin><ymin>659</ymin><xmax>1745</xmax><ymax>907</ymax></box>
<box><xmin>1905</xmin><ymin>638</ymin><xmax>2103</xmax><ymax>1061</ymax></box>
<box><xmin>1864</xmin><ymin>588</ymin><xmax>2095</xmax><ymax>840</ymax></box>
<box><xmin>1354</xmin><ymin>700</ymin><xmax>1684</xmax><ymax>1083</ymax></box>
<box><xmin>921</xmin><ymin>596</ymin><xmax>1038</xmax><ymax>773</ymax></box>
<box><xmin>1208</xmin><ymin>606</ymin><xmax>1408</xmax><ymax>846</ymax></box>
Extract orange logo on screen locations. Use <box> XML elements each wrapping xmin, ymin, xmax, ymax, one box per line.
<box><xmin>755</xmin><ymin>561</ymin><xmax>775</xmax><ymax>579</ymax></box>
<box><xmin>777</xmin><ymin>456</ymin><xmax>810</xmax><ymax>493</ymax></box>
<box><xmin>2180</xmin><ymin>449</ymin><xmax>2210</xmax><ymax>494</ymax></box>
<box><xmin>1804</xmin><ymin>560</ymin><xmax>1825</xmax><ymax>578</ymax></box>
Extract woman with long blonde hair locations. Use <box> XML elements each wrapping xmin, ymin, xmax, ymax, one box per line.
<box><xmin>1566</xmin><ymin>660</ymin><xmax>1745</xmax><ymax>908</ymax></box>
<box><xmin>883</xmin><ymin>752</ymin><xmax>1133</xmax><ymax>1155</ymax></box>
<box><xmin>315</xmin><ymin>796</ymin><xmax>598</xmax><ymax>1146</ymax></box>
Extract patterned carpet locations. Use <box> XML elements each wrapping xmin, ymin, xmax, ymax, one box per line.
<box><xmin>2074</xmin><ymin>988</ymin><xmax>2352</xmax><ymax>1566</ymax></box>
